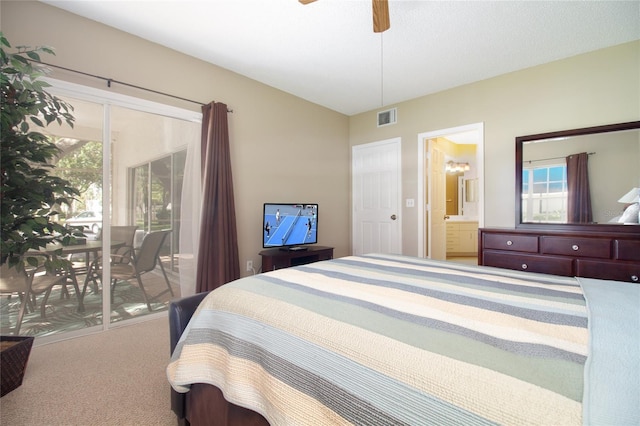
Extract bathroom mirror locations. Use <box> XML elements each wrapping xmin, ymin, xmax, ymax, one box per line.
<box><xmin>446</xmin><ymin>175</ymin><xmax>478</xmax><ymax>217</ymax></box>
<box><xmin>515</xmin><ymin>120</ymin><xmax>640</xmax><ymax>233</ymax></box>
<box><xmin>465</xmin><ymin>178</ymin><xmax>478</xmax><ymax>203</ymax></box>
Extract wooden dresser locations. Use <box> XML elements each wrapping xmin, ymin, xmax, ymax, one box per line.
<box><xmin>478</xmin><ymin>228</ymin><xmax>640</xmax><ymax>283</ymax></box>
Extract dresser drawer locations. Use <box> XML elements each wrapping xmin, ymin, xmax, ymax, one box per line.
<box><xmin>540</xmin><ymin>236</ymin><xmax>611</xmax><ymax>259</ymax></box>
<box><xmin>576</xmin><ymin>259</ymin><xmax>640</xmax><ymax>283</ymax></box>
<box><xmin>482</xmin><ymin>233</ymin><xmax>538</xmax><ymax>253</ymax></box>
<box><xmin>615</xmin><ymin>240</ymin><xmax>640</xmax><ymax>261</ymax></box>
<box><xmin>483</xmin><ymin>250</ymin><xmax>573</xmax><ymax>276</ymax></box>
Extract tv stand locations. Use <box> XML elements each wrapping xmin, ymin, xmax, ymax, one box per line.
<box><xmin>260</xmin><ymin>246</ymin><xmax>334</xmax><ymax>271</ymax></box>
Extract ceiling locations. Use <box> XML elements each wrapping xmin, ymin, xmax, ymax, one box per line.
<box><xmin>42</xmin><ymin>0</ymin><xmax>639</xmax><ymax>116</ymax></box>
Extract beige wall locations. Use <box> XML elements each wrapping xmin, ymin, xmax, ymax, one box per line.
<box><xmin>1</xmin><ymin>1</ymin><xmax>351</xmax><ymax>275</ymax></box>
<box><xmin>349</xmin><ymin>41</ymin><xmax>639</xmax><ymax>256</ymax></box>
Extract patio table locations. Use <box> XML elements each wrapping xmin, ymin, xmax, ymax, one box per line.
<box><xmin>35</xmin><ymin>240</ymin><xmax>125</xmax><ymax>312</ymax></box>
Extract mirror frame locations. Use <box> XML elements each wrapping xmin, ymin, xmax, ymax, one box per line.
<box><xmin>515</xmin><ymin>120</ymin><xmax>640</xmax><ymax>233</ymax></box>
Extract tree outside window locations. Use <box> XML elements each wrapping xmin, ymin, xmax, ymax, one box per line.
<box><xmin>51</xmin><ymin>138</ymin><xmax>103</xmax><ymax>217</ymax></box>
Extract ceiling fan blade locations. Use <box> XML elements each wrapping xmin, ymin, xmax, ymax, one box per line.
<box><xmin>372</xmin><ymin>0</ymin><xmax>390</xmax><ymax>33</ymax></box>
<box><xmin>300</xmin><ymin>0</ymin><xmax>389</xmax><ymax>33</ymax></box>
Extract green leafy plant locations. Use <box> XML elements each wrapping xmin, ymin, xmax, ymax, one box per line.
<box><xmin>1</xmin><ymin>32</ymin><xmax>82</xmax><ymax>271</ymax></box>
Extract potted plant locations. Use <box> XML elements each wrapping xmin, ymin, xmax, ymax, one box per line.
<box><xmin>1</xmin><ymin>32</ymin><xmax>82</xmax><ymax>273</ymax></box>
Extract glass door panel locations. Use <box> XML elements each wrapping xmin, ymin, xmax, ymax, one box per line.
<box><xmin>0</xmin><ymin>96</ymin><xmax>105</xmax><ymax>337</ymax></box>
<box><xmin>109</xmin><ymin>106</ymin><xmax>194</xmax><ymax>323</ymax></box>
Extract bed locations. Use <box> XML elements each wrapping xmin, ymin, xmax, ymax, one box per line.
<box><xmin>167</xmin><ymin>254</ymin><xmax>639</xmax><ymax>425</ymax></box>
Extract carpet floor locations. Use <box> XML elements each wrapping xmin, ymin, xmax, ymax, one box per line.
<box><xmin>1</xmin><ymin>316</ymin><xmax>176</xmax><ymax>425</ymax></box>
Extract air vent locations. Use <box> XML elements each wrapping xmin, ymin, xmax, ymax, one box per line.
<box><xmin>377</xmin><ymin>108</ymin><xmax>397</xmax><ymax>127</ymax></box>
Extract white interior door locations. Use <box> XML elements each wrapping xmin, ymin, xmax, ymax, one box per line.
<box><xmin>352</xmin><ymin>138</ymin><xmax>402</xmax><ymax>255</ymax></box>
<box><xmin>430</xmin><ymin>139</ymin><xmax>447</xmax><ymax>260</ymax></box>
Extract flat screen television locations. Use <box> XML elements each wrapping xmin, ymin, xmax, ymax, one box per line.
<box><xmin>263</xmin><ymin>203</ymin><xmax>318</xmax><ymax>250</ymax></box>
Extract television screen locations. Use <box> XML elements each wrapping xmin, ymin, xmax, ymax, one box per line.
<box><xmin>263</xmin><ymin>203</ymin><xmax>318</xmax><ymax>250</ymax></box>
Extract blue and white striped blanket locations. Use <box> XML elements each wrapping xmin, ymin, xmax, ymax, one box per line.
<box><xmin>167</xmin><ymin>254</ymin><xmax>639</xmax><ymax>425</ymax></box>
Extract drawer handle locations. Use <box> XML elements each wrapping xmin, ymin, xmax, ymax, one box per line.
<box><xmin>521</xmin><ymin>263</ymin><xmax>528</xmax><ymax>270</ymax></box>
<box><xmin>506</xmin><ymin>240</ymin><xmax>513</xmax><ymax>246</ymax></box>
<box><xmin>572</xmin><ymin>244</ymin><xmax>579</xmax><ymax>251</ymax></box>
<box><xmin>632</xmin><ymin>275</ymin><xmax>639</xmax><ymax>283</ymax></box>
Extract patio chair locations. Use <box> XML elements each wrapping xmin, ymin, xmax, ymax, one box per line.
<box><xmin>0</xmin><ymin>257</ymin><xmax>80</xmax><ymax>335</ymax></box>
<box><xmin>81</xmin><ymin>225</ymin><xmax>138</xmax><ymax>296</ymax></box>
<box><xmin>110</xmin><ymin>226</ymin><xmax>139</xmax><ymax>264</ymax></box>
<box><xmin>110</xmin><ymin>230</ymin><xmax>174</xmax><ymax>312</ymax></box>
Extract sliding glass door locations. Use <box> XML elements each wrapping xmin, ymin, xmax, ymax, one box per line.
<box><xmin>0</xmin><ymin>80</ymin><xmax>201</xmax><ymax>341</ymax></box>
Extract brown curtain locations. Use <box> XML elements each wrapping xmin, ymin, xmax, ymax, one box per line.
<box><xmin>196</xmin><ymin>102</ymin><xmax>240</xmax><ymax>292</ymax></box>
<box><xmin>566</xmin><ymin>152</ymin><xmax>593</xmax><ymax>223</ymax></box>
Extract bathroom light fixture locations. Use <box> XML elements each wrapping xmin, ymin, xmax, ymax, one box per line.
<box><xmin>445</xmin><ymin>161</ymin><xmax>470</xmax><ymax>173</ymax></box>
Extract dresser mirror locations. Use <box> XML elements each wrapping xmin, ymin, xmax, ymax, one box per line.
<box><xmin>515</xmin><ymin>121</ymin><xmax>640</xmax><ymax>233</ymax></box>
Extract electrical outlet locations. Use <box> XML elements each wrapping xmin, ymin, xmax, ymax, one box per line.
<box><xmin>246</xmin><ymin>260</ymin><xmax>253</xmax><ymax>272</ymax></box>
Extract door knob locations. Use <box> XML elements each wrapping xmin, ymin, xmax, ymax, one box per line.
<box><xmin>390</xmin><ymin>214</ymin><xmax>397</xmax><ymax>220</ymax></box>
<box><xmin>444</xmin><ymin>215</ymin><xmax>450</xmax><ymax>220</ymax></box>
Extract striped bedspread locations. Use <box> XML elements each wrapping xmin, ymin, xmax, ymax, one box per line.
<box><xmin>168</xmin><ymin>254</ymin><xmax>592</xmax><ymax>425</ymax></box>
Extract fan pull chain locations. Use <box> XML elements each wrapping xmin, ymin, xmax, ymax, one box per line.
<box><xmin>380</xmin><ymin>32</ymin><xmax>384</xmax><ymax>107</ymax></box>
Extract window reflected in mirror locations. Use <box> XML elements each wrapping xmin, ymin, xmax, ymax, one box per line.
<box><xmin>521</xmin><ymin>163</ymin><xmax>567</xmax><ymax>223</ymax></box>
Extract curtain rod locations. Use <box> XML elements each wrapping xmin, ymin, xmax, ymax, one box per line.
<box><xmin>35</xmin><ymin>61</ymin><xmax>233</xmax><ymax>112</ymax></box>
<box><xmin>525</xmin><ymin>152</ymin><xmax>595</xmax><ymax>164</ymax></box>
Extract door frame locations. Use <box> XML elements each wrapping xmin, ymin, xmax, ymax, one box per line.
<box><xmin>417</xmin><ymin>123</ymin><xmax>484</xmax><ymax>258</ymax></box>
<box><xmin>351</xmin><ymin>137</ymin><xmax>402</xmax><ymax>255</ymax></box>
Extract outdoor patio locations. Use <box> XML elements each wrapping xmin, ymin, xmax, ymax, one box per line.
<box><xmin>0</xmin><ymin>256</ymin><xmax>181</xmax><ymax>337</ymax></box>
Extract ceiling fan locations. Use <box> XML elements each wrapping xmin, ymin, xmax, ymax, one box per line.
<box><xmin>299</xmin><ymin>0</ymin><xmax>390</xmax><ymax>33</ymax></box>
